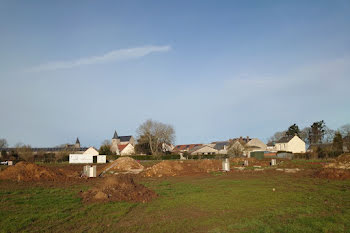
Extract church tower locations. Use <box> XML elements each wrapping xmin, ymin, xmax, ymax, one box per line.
<box><xmin>110</xmin><ymin>131</ymin><xmax>120</xmax><ymax>153</ymax></box>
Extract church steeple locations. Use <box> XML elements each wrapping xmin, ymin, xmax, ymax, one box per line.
<box><xmin>113</xmin><ymin>130</ymin><xmax>119</xmax><ymax>139</ymax></box>
<box><xmin>75</xmin><ymin>137</ymin><xmax>80</xmax><ymax>148</ymax></box>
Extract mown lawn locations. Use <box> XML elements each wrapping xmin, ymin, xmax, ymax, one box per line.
<box><xmin>0</xmin><ymin>173</ymin><xmax>349</xmax><ymax>233</ymax></box>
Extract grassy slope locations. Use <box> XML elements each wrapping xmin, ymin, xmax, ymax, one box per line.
<box><xmin>0</xmin><ymin>174</ymin><xmax>350</xmax><ymax>233</ymax></box>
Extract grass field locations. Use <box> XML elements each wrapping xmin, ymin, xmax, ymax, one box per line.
<box><xmin>1</xmin><ymin>171</ymin><xmax>350</xmax><ymax>233</ymax></box>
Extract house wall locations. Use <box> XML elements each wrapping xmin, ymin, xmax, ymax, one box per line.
<box><xmin>69</xmin><ymin>154</ymin><xmax>106</xmax><ymax>163</ymax></box>
<box><xmin>120</xmin><ymin>144</ymin><xmax>135</xmax><ymax>156</ymax></box>
<box><xmin>287</xmin><ymin>136</ymin><xmax>306</xmax><ymax>153</ymax></box>
<box><xmin>275</xmin><ymin>143</ymin><xmax>288</xmax><ymax>151</ymax></box>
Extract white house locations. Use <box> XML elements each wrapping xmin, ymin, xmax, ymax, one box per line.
<box><xmin>118</xmin><ymin>143</ymin><xmax>135</xmax><ymax>156</ymax></box>
<box><xmin>274</xmin><ymin>135</ymin><xmax>306</xmax><ymax>153</ymax></box>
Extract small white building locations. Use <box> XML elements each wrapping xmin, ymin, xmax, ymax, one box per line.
<box><xmin>69</xmin><ymin>146</ymin><xmax>106</xmax><ymax>163</ymax></box>
<box><xmin>274</xmin><ymin>135</ymin><xmax>306</xmax><ymax>153</ymax></box>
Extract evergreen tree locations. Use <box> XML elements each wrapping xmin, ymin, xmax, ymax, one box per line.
<box><xmin>308</xmin><ymin>120</ymin><xmax>326</xmax><ymax>144</ymax></box>
<box><xmin>286</xmin><ymin>124</ymin><xmax>301</xmax><ymax>137</ymax></box>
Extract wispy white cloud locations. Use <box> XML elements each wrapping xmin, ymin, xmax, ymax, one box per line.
<box><xmin>27</xmin><ymin>45</ymin><xmax>171</xmax><ymax>72</ymax></box>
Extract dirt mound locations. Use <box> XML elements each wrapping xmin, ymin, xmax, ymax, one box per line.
<box><xmin>336</xmin><ymin>153</ymin><xmax>350</xmax><ymax>163</ymax></box>
<box><xmin>106</xmin><ymin>157</ymin><xmax>144</xmax><ymax>173</ymax></box>
<box><xmin>0</xmin><ymin>162</ymin><xmax>66</xmax><ymax>181</ymax></box>
<box><xmin>80</xmin><ymin>175</ymin><xmax>157</xmax><ymax>203</ymax></box>
<box><xmin>314</xmin><ymin>168</ymin><xmax>350</xmax><ymax>180</ymax></box>
<box><xmin>324</xmin><ymin>153</ymin><xmax>350</xmax><ymax>169</ymax></box>
<box><xmin>143</xmin><ymin>160</ymin><xmax>221</xmax><ymax>177</ymax></box>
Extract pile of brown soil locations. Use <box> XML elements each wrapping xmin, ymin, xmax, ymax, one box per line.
<box><xmin>314</xmin><ymin>168</ymin><xmax>350</xmax><ymax>180</ymax></box>
<box><xmin>106</xmin><ymin>157</ymin><xmax>144</xmax><ymax>172</ymax></box>
<box><xmin>80</xmin><ymin>175</ymin><xmax>157</xmax><ymax>203</ymax></box>
<box><xmin>142</xmin><ymin>160</ymin><xmax>221</xmax><ymax>177</ymax></box>
<box><xmin>337</xmin><ymin>153</ymin><xmax>350</xmax><ymax>163</ymax></box>
<box><xmin>0</xmin><ymin>162</ymin><xmax>66</xmax><ymax>181</ymax></box>
<box><xmin>324</xmin><ymin>153</ymin><xmax>350</xmax><ymax>169</ymax></box>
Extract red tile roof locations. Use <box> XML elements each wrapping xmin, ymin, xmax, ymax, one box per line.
<box><xmin>118</xmin><ymin>144</ymin><xmax>128</xmax><ymax>152</ymax></box>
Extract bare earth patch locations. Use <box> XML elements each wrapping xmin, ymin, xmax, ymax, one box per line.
<box><xmin>80</xmin><ymin>175</ymin><xmax>157</xmax><ymax>203</ymax></box>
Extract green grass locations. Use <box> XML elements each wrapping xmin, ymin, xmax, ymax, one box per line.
<box><xmin>1</xmin><ymin>174</ymin><xmax>350</xmax><ymax>233</ymax></box>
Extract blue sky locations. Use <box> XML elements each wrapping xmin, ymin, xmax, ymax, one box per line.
<box><xmin>1</xmin><ymin>0</ymin><xmax>350</xmax><ymax>147</ymax></box>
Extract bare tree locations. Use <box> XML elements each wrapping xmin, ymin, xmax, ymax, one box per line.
<box><xmin>323</xmin><ymin>126</ymin><xmax>335</xmax><ymax>143</ymax></box>
<box><xmin>0</xmin><ymin>139</ymin><xmax>8</xmax><ymax>149</ymax></box>
<box><xmin>300</xmin><ymin>127</ymin><xmax>311</xmax><ymax>144</ymax></box>
<box><xmin>339</xmin><ymin>124</ymin><xmax>350</xmax><ymax>137</ymax></box>
<box><xmin>16</xmin><ymin>144</ymin><xmax>34</xmax><ymax>162</ymax></box>
<box><xmin>136</xmin><ymin>119</ymin><xmax>175</xmax><ymax>155</ymax></box>
<box><xmin>268</xmin><ymin>130</ymin><xmax>286</xmax><ymax>143</ymax></box>
<box><xmin>227</xmin><ymin>140</ymin><xmax>245</xmax><ymax>157</ymax></box>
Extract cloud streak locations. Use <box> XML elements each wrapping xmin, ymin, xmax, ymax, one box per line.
<box><xmin>27</xmin><ymin>45</ymin><xmax>171</xmax><ymax>72</ymax></box>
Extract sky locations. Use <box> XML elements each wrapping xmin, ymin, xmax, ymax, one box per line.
<box><xmin>1</xmin><ymin>0</ymin><xmax>350</xmax><ymax>147</ymax></box>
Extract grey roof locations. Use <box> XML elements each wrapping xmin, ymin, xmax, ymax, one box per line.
<box><xmin>113</xmin><ymin>131</ymin><xmax>119</xmax><ymax>139</ymax></box>
<box><xmin>276</xmin><ymin>135</ymin><xmax>294</xmax><ymax>143</ymax></box>
<box><xmin>266</xmin><ymin>142</ymin><xmax>275</xmax><ymax>146</ymax></box>
<box><xmin>76</xmin><ymin>137</ymin><xmax>80</xmax><ymax>144</ymax></box>
<box><xmin>118</xmin><ymin>136</ymin><xmax>132</xmax><ymax>142</ymax></box>
<box><xmin>214</xmin><ymin>141</ymin><xmax>229</xmax><ymax>150</ymax></box>
<box><xmin>188</xmin><ymin>145</ymin><xmax>206</xmax><ymax>153</ymax></box>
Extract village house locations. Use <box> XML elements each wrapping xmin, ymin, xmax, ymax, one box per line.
<box><xmin>117</xmin><ymin>143</ymin><xmax>135</xmax><ymax>156</ymax></box>
<box><xmin>225</xmin><ymin>137</ymin><xmax>267</xmax><ymax>157</ymax></box>
<box><xmin>274</xmin><ymin>135</ymin><xmax>306</xmax><ymax>153</ymax></box>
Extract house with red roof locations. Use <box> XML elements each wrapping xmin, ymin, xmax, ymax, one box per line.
<box><xmin>117</xmin><ymin>143</ymin><xmax>135</xmax><ymax>156</ymax></box>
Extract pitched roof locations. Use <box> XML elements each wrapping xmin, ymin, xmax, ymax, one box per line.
<box><xmin>113</xmin><ymin>131</ymin><xmax>119</xmax><ymax>139</ymax></box>
<box><xmin>266</xmin><ymin>142</ymin><xmax>275</xmax><ymax>146</ymax></box>
<box><xmin>213</xmin><ymin>141</ymin><xmax>229</xmax><ymax>150</ymax></box>
<box><xmin>76</xmin><ymin>137</ymin><xmax>80</xmax><ymax>144</ymax></box>
<box><xmin>117</xmin><ymin>144</ymin><xmax>128</xmax><ymax>152</ymax></box>
<box><xmin>276</xmin><ymin>135</ymin><xmax>294</xmax><ymax>143</ymax></box>
<box><xmin>118</xmin><ymin>136</ymin><xmax>132</xmax><ymax>142</ymax></box>
<box><xmin>189</xmin><ymin>145</ymin><xmax>218</xmax><ymax>153</ymax></box>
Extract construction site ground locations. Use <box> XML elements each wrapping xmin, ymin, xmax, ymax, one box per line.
<box><xmin>0</xmin><ymin>156</ymin><xmax>350</xmax><ymax>232</ymax></box>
